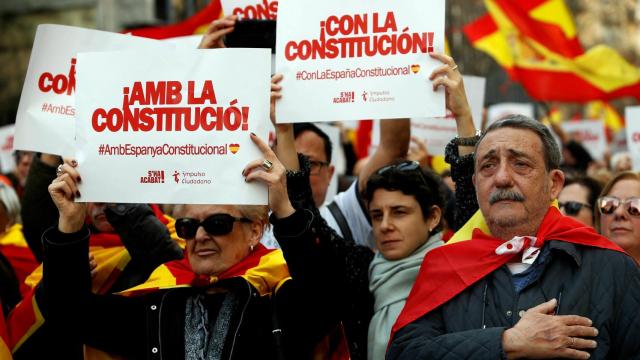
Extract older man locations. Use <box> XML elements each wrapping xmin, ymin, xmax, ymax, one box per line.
<box><xmin>388</xmin><ymin>115</ymin><xmax>640</xmax><ymax>359</ymax></box>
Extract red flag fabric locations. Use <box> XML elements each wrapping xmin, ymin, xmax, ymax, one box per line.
<box><xmin>391</xmin><ymin>207</ymin><xmax>626</xmax><ymax>338</ymax></box>
<box><xmin>463</xmin><ymin>0</ymin><xmax>640</xmax><ymax>102</ymax></box>
<box><xmin>128</xmin><ymin>1</ymin><xmax>222</xmax><ymax>39</ymax></box>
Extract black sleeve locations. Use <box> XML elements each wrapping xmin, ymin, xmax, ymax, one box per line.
<box><xmin>104</xmin><ymin>204</ymin><xmax>183</xmax><ymax>292</ymax></box>
<box><xmin>609</xmin><ymin>254</ymin><xmax>640</xmax><ymax>359</ymax></box>
<box><xmin>277</xmin><ymin>154</ymin><xmax>374</xmax><ymax>360</ymax></box>
<box><xmin>37</xmin><ymin>226</ymin><xmax>147</xmax><ymax>358</ymax></box>
<box><xmin>387</xmin><ymin>308</ymin><xmax>507</xmax><ymax>360</ymax></box>
<box><xmin>21</xmin><ymin>155</ymin><xmax>60</xmax><ymax>262</ymax></box>
<box><xmin>444</xmin><ymin>140</ymin><xmax>479</xmax><ymax>230</ymax></box>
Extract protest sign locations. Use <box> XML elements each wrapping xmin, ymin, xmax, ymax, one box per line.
<box><xmin>75</xmin><ymin>48</ymin><xmax>271</xmax><ymax>204</ymax></box>
<box><xmin>0</xmin><ymin>125</ymin><xmax>16</xmax><ymax>173</ymax></box>
<box><xmin>221</xmin><ymin>0</ymin><xmax>278</xmax><ymax>19</ymax></box>
<box><xmin>14</xmin><ymin>24</ymin><xmax>165</xmax><ymax>156</ymax></box>
<box><xmin>625</xmin><ymin>106</ymin><xmax>640</xmax><ymax>171</ymax></box>
<box><xmin>410</xmin><ymin>75</ymin><xmax>486</xmax><ymax>156</ymax></box>
<box><xmin>561</xmin><ymin>120</ymin><xmax>607</xmax><ymax>161</ymax></box>
<box><xmin>275</xmin><ymin>0</ymin><xmax>446</xmax><ymax>123</ymax></box>
<box><xmin>486</xmin><ymin>102</ymin><xmax>534</xmax><ymax>128</ymax></box>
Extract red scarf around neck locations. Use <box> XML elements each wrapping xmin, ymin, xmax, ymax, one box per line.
<box><xmin>390</xmin><ymin>207</ymin><xmax>625</xmax><ymax>339</ymax></box>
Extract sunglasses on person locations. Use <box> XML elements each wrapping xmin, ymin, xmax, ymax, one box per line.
<box><xmin>175</xmin><ymin>214</ymin><xmax>252</xmax><ymax>239</ymax></box>
<box><xmin>597</xmin><ymin>196</ymin><xmax>640</xmax><ymax>217</ymax></box>
<box><xmin>376</xmin><ymin>160</ymin><xmax>427</xmax><ymax>182</ymax></box>
<box><xmin>558</xmin><ymin>201</ymin><xmax>592</xmax><ymax>216</ymax></box>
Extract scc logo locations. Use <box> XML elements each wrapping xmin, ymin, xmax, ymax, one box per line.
<box><xmin>38</xmin><ymin>58</ymin><xmax>76</xmax><ymax>95</ymax></box>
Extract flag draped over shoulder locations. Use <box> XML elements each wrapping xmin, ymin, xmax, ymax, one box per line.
<box><xmin>119</xmin><ymin>243</ymin><xmax>291</xmax><ymax>297</ymax></box>
<box><xmin>128</xmin><ymin>0</ymin><xmax>222</xmax><ymax>39</ymax></box>
<box><xmin>390</xmin><ymin>207</ymin><xmax>626</xmax><ymax>341</ymax></box>
<box><xmin>463</xmin><ymin>0</ymin><xmax>640</xmax><ymax>102</ymax></box>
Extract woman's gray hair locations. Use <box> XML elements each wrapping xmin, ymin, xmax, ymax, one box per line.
<box><xmin>0</xmin><ymin>183</ymin><xmax>21</xmax><ymax>225</ymax></box>
<box><xmin>475</xmin><ymin>114</ymin><xmax>561</xmax><ymax>171</ymax></box>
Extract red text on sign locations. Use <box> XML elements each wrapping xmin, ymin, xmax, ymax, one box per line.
<box><xmin>38</xmin><ymin>58</ymin><xmax>76</xmax><ymax>95</ymax></box>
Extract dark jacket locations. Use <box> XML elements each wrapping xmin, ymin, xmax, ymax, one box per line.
<box><xmin>388</xmin><ymin>241</ymin><xmax>640</xmax><ymax>359</ymax></box>
<box><xmin>40</xmin><ymin>208</ymin><xmax>339</xmax><ymax>360</ymax></box>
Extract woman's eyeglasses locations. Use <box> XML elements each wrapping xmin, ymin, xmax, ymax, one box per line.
<box><xmin>558</xmin><ymin>201</ymin><xmax>592</xmax><ymax>216</ymax></box>
<box><xmin>175</xmin><ymin>214</ymin><xmax>252</xmax><ymax>239</ymax></box>
<box><xmin>597</xmin><ymin>196</ymin><xmax>640</xmax><ymax>217</ymax></box>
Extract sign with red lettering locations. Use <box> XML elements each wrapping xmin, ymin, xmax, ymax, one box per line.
<box><xmin>625</xmin><ymin>106</ymin><xmax>640</xmax><ymax>171</ymax></box>
<box><xmin>75</xmin><ymin>48</ymin><xmax>271</xmax><ymax>204</ymax></box>
<box><xmin>221</xmin><ymin>0</ymin><xmax>278</xmax><ymax>19</ymax></box>
<box><xmin>275</xmin><ymin>0</ymin><xmax>445</xmax><ymax>123</ymax></box>
<box><xmin>14</xmin><ymin>25</ymin><xmax>165</xmax><ymax>156</ymax></box>
<box><xmin>561</xmin><ymin>120</ymin><xmax>607</xmax><ymax>161</ymax></box>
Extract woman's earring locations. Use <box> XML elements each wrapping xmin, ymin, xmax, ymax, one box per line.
<box><xmin>250</xmin><ymin>244</ymin><xmax>254</xmax><ymax>252</ymax></box>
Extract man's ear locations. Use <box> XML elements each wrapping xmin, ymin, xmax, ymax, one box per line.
<box><xmin>328</xmin><ymin>164</ymin><xmax>335</xmax><ymax>179</ymax></box>
<box><xmin>472</xmin><ymin>173</ymin><xmax>476</xmax><ymax>187</ymax></box>
<box><xmin>549</xmin><ymin>169</ymin><xmax>565</xmax><ymax>200</ymax></box>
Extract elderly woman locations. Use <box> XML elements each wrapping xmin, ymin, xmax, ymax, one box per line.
<box><xmin>596</xmin><ymin>171</ymin><xmax>640</xmax><ymax>263</ymax></box>
<box><xmin>41</xmin><ymin>134</ymin><xmax>338</xmax><ymax>359</ymax></box>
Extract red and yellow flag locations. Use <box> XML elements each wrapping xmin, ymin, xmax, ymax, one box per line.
<box><xmin>128</xmin><ymin>0</ymin><xmax>222</xmax><ymax>39</ymax></box>
<box><xmin>0</xmin><ymin>225</ymin><xmax>39</xmax><ymax>296</ymax></box>
<box><xmin>463</xmin><ymin>0</ymin><xmax>640</xmax><ymax>102</ymax></box>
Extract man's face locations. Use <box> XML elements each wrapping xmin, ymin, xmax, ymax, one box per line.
<box><xmin>182</xmin><ymin>204</ymin><xmax>260</xmax><ymax>276</ymax></box>
<box><xmin>16</xmin><ymin>152</ymin><xmax>33</xmax><ymax>184</ymax></box>
<box><xmin>473</xmin><ymin>127</ymin><xmax>564</xmax><ymax>238</ymax></box>
<box><xmin>86</xmin><ymin>203</ymin><xmax>115</xmax><ymax>233</ymax></box>
<box><xmin>294</xmin><ymin>130</ymin><xmax>335</xmax><ymax>207</ymax></box>
<box><xmin>369</xmin><ymin>189</ymin><xmax>438</xmax><ymax>260</ymax></box>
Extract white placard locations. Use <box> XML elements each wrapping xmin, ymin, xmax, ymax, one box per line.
<box><xmin>410</xmin><ymin>118</ymin><xmax>457</xmax><ymax>157</ymax></box>
<box><xmin>75</xmin><ymin>48</ymin><xmax>271</xmax><ymax>204</ymax></box>
<box><xmin>0</xmin><ymin>125</ymin><xmax>16</xmax><ymax>173</ymax></box>
<box><xmin>410</xmin><ymin>75</ymin><xmax>486</xmax><ymax>156</ymax></box>
<box><xmin>561</xmin><ymin>120</ymin><xmax>607</xmax><ymax>161</ymax></box>
<box><xmin>486</xmin><ymin>102</ymin><xmax>534</xmax><ymax>128</ymax></box>
<box><xmin>163</xmin><ymin>35</ymin><xmax>203</xmax><ymax>49</ymax></box>
<box><xmin>275</xmin><ymin>0</ymin><xmax>446</xmax><ymax>123</ymax></box>
<box><xmin>625</xmin><ymin>106</ymin><xmax>640</xmax><ymax>171</ymax></box>
<box><xmin>221</xmin><ymin>0</ymin><xmax>278</xmax><ymax>19</ymax></box>
<box><xmin>14</xmin><ymin>24</ymin><xmax>165</xmax><ymax>156</ymax></box>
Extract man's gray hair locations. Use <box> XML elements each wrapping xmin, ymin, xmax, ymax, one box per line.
<box><xmin>475</xmin><ymin>114</ymin><xmax>561</xmax><ymax>171</ymax></box>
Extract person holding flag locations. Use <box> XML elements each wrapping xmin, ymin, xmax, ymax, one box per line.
<box><xmin>388</xmin><ymin>115</ymin><xmax>640</xmax><ymax>359</ymax></box>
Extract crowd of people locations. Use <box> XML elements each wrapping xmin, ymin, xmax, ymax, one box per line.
<box><xmin>0</xmin><ymin>14</ymin><xmax>638</xmax><ymax>360</ymax></box>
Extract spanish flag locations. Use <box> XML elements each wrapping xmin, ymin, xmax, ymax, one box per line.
<box><xmin>390</xmin><ymin>207</ymin><xmax>626</xmax><ymax>342</ymax></box>
<box><xmin>128</xmin><ymin>0</ymin><xmax>222</xmax><ymax>39</ymax></box>
<box><xmin>463</xmin><ymin>0</ymin><xmax>640</xmax><ymax>102</ymax></box>
<box><xmin>0</xmin><ymin>224</ymin><xmax>39</xmax><ymax>296</ymax></box>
